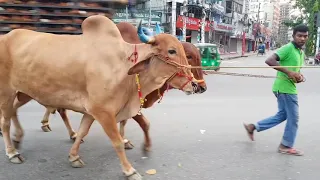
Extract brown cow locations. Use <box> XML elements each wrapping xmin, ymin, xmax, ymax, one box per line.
<box><xmin>0</xmin><ymin>15</ymin><xmax>199</xmax><ymax>179</ymax></box>
<box><xmin>0</xmin><ymin>22</ymin><xmax>207</xmax><ymax>153</ymax></box>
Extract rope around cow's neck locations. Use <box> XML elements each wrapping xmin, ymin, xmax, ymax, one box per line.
<box><xmin>135</xmin><ymin>74</ymin><xmax>144</xmax><ymax>115</ymax></box>
<box><xmin>128</xmin><ymin>45</ymin><xmax>196</xmax><ymax>109</ymax></box>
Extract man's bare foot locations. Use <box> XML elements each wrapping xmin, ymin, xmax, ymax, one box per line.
<box><xmin>243</xmin><ymin>123</ymin><xmax>255</xmax><ymax>141</ymax></box>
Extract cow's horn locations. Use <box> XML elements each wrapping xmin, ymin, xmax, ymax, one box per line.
<box><xmin>155</xmin><ymin>22</ymin><xmax>162</xmax><ymax>35</ymax></box>
<box><xmin>142</xmin><ymin>27</ymin><xmax>153</xmax><ymax>36</ymax></box>
<box><xmin>137</xmin><ymin>20</ymin><xmax>155</xmax><ymax>44</ymax></box>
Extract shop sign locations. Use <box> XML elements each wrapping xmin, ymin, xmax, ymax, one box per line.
<box><xmin>176</xmin><ymin>15</ymin><xmax>212</xmax><ymax>32</ymax></box>
<box><xmin>113</xmin><ymin>10</ymin><xmax>162</xmax><ymax>25</ymax></box>
<box><xmin>212</xmin><ymin>3</ymin><xmax>225</xmax><ymax>15</ymax></box>
<box><xmin>214</xmin><ymin>23</ymin><xmax>233</xmax><ymax>32</ymax></box>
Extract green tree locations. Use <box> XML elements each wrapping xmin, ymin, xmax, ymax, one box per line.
<box><xmin>293</xmin><ymin>0</ymin><xmax>320</xmax><ymax>55</ymax></box>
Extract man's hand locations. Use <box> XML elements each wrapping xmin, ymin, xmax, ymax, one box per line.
<box><xmin>287</xmin><ymin>71</ymin><xmax>304</xmax><ymax>83</ymax></box>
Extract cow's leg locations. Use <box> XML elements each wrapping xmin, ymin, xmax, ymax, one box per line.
<box><xmin>0</xmin><ymin>92</ymin><xmax>24</xmax><ymax>164</ymax></box>
<box><xmin>0</xmin><ymin>111</ymin><xmax>2</xmax><ymax>137</ymax></box>
<box><xmin>69</xmin><ymin>114</ymin><xmax>94</xmax><ymax>168</ymax></box>
<box><xmin>94</xmin><ymin>111</ymin><xmax>142</xmax><ymax>179</ymax></box>
<box><xmin>119</xmin><ymin>120</ymin><xmax>134</xmax><ymax>149</ymax></box>
<box><xmin>132</xmin><ymin>113</ymin><xmax>151</xmax><ymax>152</ymax></box>
<box><xmin>10</xmin><ymin>93</ymin><xmax>32</xmax><ymax>149</ymax></box>
<box><xmin>40</xmin><ymin>107</ymin><xmax>56</xmax><ymax>132</ymax></box>
<box><xmin>57</xmin><ymin>108</ymin><xmax>83</xmax><ymax>143</ymax></box>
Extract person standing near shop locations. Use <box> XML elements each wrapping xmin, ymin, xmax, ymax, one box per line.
<box><xmin>243</xmin><ymin>24</ymin><xmax>309</xmax><ymax>156</ymax></box>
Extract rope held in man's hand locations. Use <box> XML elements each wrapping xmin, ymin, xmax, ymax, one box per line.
<box><xmin>203</xmin><ymin>70</ymin><xmax>306</xmax><ymax>83</ymax></box>
<box><xmin>192</xmin><ymin>65</ymin><xmax>320</xmax><ymax>69</ymax></box>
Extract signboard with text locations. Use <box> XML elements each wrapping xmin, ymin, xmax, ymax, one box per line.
<box><xmin>214</xmin><ymin>23</ymin><xmax>233</xmax><ymax>32</ymax></box>
<box><xmin>176</xmin><ymin>15</ymin><xmax>213</xmax><ymax>32</ymax></box>
<box><xmin>113</xmin><ymin>10</ymin><xmax>162</xmax><ymax>25</ymax></box>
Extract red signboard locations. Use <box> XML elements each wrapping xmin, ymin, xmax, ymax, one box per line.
<box><xmin>176</xmin><ymin>15</ymin><xmax>212</xmax><ymax>32</ymax></box>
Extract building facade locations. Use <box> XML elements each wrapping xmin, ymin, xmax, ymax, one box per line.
<box><xmin>164</xmin><ymin>0</ymin><xmax>270</xmax><ymax>53</ymax></box>
<box><xmin>278</xmin><ymin>2</ymin><xmax>292</xmax><ymax>45</ymax></box>
<box><xmin>264</xmin><ymin>0</ymin><xmax>280</xmax><ymax>48</ymax></box>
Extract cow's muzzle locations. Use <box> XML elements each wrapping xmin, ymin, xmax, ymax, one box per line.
<box><xmin>197</xmin><ymin>85</ymin><xmax>207</xmax><ymax>94</ymax></box>
<box><xmin>192</xmin><ymin>81</ymin><xmax>200</xmax><ymax>93</ymax></box>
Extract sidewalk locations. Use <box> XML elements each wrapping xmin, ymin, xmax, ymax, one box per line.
<box><xmin>220</xmin><ymin>51</ymin><xmax>256</xmax><ymax>60</ymax></box>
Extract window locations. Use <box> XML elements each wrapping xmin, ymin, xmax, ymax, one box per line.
<box><xmin>222</xmin><ymin>16</ymin><xmax>232</xmax><ymax>24</ymax></box>
<box><xmin>226</xmin><ymin>1</ymin><xmax>232</xmax><ymax>13</ymax></box>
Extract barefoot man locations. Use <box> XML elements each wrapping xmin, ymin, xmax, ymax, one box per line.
<box><xmin>244</xmin><ymin>24</ymin><xmax>309</xmax><ymax>156</ymax></box>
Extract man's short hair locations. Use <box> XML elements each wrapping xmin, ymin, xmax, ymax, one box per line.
<box><xmin>293</xmin><ymin>24</ymin><xmax>309</xmax><ymax>35</ymax></box>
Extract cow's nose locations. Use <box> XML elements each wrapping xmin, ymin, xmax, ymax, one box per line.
<box><xmin>192</xmin><ymin>82</ymin><xmax>199</xmax><ymax>93</ymax></box>
<box><xmin>200</xmin><ymin>86</ymin><xmax>207</xmax><ymax>93</ymax></box>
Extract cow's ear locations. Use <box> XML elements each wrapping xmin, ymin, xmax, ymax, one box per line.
<box><xmin>127</xmin><ymin>59</ymin><xmax>151</xmax><ymax>75</ymax></box>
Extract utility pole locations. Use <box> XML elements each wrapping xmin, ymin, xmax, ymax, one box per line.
<box><xmin>316</xmin><ymin>27</ymin><xmax>320</xmax><ymax>54</ymax></box>
<box><xmin>148</xmin><ymin>0</ymin><xmax>152</xmax><ymax>28</ymax></box>
<box><xmin>316</xmin><ymin>12</ymin><xmax>320</xmax><ymax>54</ymax></box>
<box><xmin>180</xmin><ymin>0</ymin><xmax>187</xmax><ymax>42</ymax></box>
<box><xmin>125</xmin><ymin>6</ymin><xmax>128</xmax><ymax>22</ymax></box>
<box><xmin>208</xmin><ymin>4</ymin><xmax>213</xmax><ymax>43</ymax></box>
<box><xmin>255</xmin><ymin>2</ymin><xmax>261</xmax><ymax>52</ymax></box>
<box><xmin>171</xmin><ymin>0</ymin><xmax>177</xmax><ymax>36</ymax></box>
<box><xmin>257</xmin><ymin>3</ymin><xmax>261</xmax><ymax>24</ymax></box>
<box><xmin>200</xmin><ymin>0</ymin><xmax>206</xmax><ymax>43</ymax></box>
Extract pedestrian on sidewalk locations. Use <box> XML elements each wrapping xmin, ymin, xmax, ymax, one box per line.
<box><xmin>243</xmin><ymin>24</ymin><xmax>309</xmax><ymax>156</ymax></box>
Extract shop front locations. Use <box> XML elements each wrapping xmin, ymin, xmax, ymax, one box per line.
<box><xmin>246</xmin><ymin>33</ymin><xmax>255</xmax><ymax>52</ymax></box>
<box><xmin>233</xmin><ymin>32</ymin><xmax>255</xmax><ymax>53</ymax></box>
<box><xmin>213</xmin><ymin>23</ymin><xmax>234</xmax><ymax>54</ymax></box>
<box><xmin>176</xmin><ymin>15</ymin><xmax>212</xmax><ymax>43</ymax></box>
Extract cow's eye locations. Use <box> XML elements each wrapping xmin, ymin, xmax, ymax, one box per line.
<box><xmin>186</xmin><ymin>55</ymin><xmax>192</xmax><ymax>60</ymax></box>
<box><xmin>168</xmin><ymin>50</ymin><xmax>176</xmax><ymax>54</ymax></box>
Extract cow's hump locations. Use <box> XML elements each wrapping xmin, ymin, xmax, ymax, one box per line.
<box><xmin>81</xmin><ymin>15</ymin><xmax>121</xmax><ymax>40</ymax></box>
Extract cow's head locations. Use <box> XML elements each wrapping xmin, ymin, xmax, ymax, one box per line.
<box><xmin>140</xmin><ymin>25</ymin><xmax>207</xmax><ymax>94</ymax></box>
<box><xmin>128</xmin><ymin>21</ymin><xmax>199</xmax><ymax>95</ymax></box>
<box><xmin>182</xmin><ymin>42</ymin><xmax>207</xmax><ymax>93</ymax></box>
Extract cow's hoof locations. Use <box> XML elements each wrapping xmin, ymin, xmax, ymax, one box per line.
<box><xmin>69</xmin><ymin>155</ymin><xmax>85</xmax><ymax>168</ymax></box>
<box><xmin>0</xmin><ymin>129</ymin><xmax>2</xmax><ymax>137</ymax></box>
<box><xmin>142</xmin><ymin>145</ymin><xmax>151</xmax><ymax>157</ymax></box>
<box><xmin>9</xmin><ymin>154</ymin><xmax>24</xmax><ymax>164</ymax></box>
<box><xmin>143</xmin><ymin>145</ymin><xmax>152</xmax><ymax>152</ymax></box>
<box><xmin>127</xmin><ymin>172</ymin><xmax>142</xmax><ymax>180</ymax></box>
<box><xmin>12</xmin><ymin>140</ymin><xmax>21</xmax><ymax>150</ymax></box>
<box><xmin>125</xmin><ymin>141</ymin><xmax>135</xmax><ymax>150</ymax></box>
<box><xmin>41</xmin><ymin>125</ymin><xmax>52</xmax><ymax>132</ymax></box>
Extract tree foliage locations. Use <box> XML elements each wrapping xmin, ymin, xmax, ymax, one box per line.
<box><xmin>292</xmin><ymin>0</ymin><xmax>320</xmax><ymax>55</ymax></box>
<box><xmin>282</xmin><ymin>17</ymin><xmax>304</xmax><ymax>28</ymax></box>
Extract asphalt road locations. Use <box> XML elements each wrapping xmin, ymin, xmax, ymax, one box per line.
<box><xmin>0</xmin><ymin>51</ymin><xmax>319</xmax><ymax>180</ymax></box>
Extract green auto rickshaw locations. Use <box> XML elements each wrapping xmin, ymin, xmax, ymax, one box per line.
<box><xmin>194</xmin><ymin>43</ymin><xmax>221</xmax><ymax>71</ymax></box>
